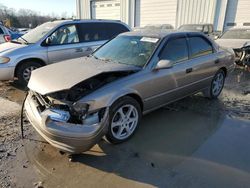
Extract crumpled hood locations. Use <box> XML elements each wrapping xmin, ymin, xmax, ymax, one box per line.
<box><xmin>0</xmin><ymin>42</ymin><xmax>26</xmax><ymax>54</ymax></box>
<box><xmin>28</xmin><ymin>57</ymin><xmax>141</xmax><ymax>95</ymax></box>
<box><xmin>216</xmin><ymin>39</ymin><xmax>250</xmax><ymax>49</ymax></box>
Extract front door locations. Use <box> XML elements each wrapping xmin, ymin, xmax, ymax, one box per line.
<box><xmin>143</xmin><ymin>36</ymin><xmax>193</xmax><ymax>110</ymax></box>
<box><xmin>47</xmin><ymin>24</ymin><xmax>85</xmax><ymax>63</ymax></box>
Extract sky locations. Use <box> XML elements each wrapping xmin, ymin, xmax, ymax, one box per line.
<box><xmin>0</xmin><ymin>0</ymin><xmax>76</xmax><ymax>17</ymax></box>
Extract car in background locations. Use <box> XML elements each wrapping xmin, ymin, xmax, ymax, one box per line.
<box><xmin>0</xmin><ymin>24</ymin><xmax>12</xmax><ymax>43</ymax></box>
<box><xmin>134</xmin><ymin>24</ymin><xmax>174</xmax><ymax>31</ymax></box>
<box><xmin>178</xmin><ymin>24</ymin><xmax>220</xmax><ymax>39</ymax></box>
<box><xmin>0</xmin><ymin>19</ymin><xmax>130</xmax><ymax>85</ymax></box>
<box><xmin>216</xmin><ymin>27</ymin><xmax>250</xmax><ymax>67</ymax></box>
<box><xmin>17</xmin><ymin>28</ymin><xmax>31</xmax><ymax>35</ymax></box>
<box><xmin>8</xmin><ymin>29</ymin><xmax>23</xmax><ymax>40</ymax></box>
<box><xmin>25</xmin><ymin>31</ymin><xmax>235</xmax><ymax>153</ymax></box>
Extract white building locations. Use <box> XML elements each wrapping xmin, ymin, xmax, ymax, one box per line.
<box><xmin>76</xmin><ymin>0</ymin><xmax>250</xmax><ymax>31</ymax></box>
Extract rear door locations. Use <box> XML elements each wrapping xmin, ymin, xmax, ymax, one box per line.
<box><xmin>186</xmin><ymin>35</ymin><xmax>218</xmax><ymax>90</ymax></box>
<box><xmin>47</xmin><ymin>24</ymin><xmax>81</xmax><ymax>63</ymax></box>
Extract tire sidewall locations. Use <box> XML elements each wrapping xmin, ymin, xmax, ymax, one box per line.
<box><xmin>210</xmin><ymin>70</ymin><xmax>225</xmax><ymax>99</ymax></box>
<box><xmin>106</xmin><ymin>96</ymin><xmax>142</xmax><ymax>144</ymax></box>
<box><xmin>16</xmin><ymin>62</ymin><xmax>42</xmax><ymax>86</ymax></box>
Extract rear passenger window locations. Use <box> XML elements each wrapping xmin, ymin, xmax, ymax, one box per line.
<box><xmin>77</xmin><ymin>23</ymin><xmax>129</xmax><ymax>42</ymax></box>
<box><xmin>0</xmin><ymin>28</ymin><xmax>4</xmax><ymax>34</ymax></box>
<box><xmin>106</xmin><ymin>23</ymin><xmax>129</xmax><ymax>38</ymax></box>
<box><xmin>160</xmin><ymin>38</ymin><xmax>188</xmax><ymax>63</ymax></box>
<box><xmin>189</xmin><ymin>37</ymin><xmax>213</xmax><ymax>58</ymax></box>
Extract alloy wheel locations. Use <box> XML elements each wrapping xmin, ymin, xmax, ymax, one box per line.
<box><xmin>212</xmin><ymin>72</ymin><xmax>224</xmax><ymax>96</ymax></box>
<box><xmin>111</xmin><ymin>104</ymin><xmax>139</xmax><ymax>140</ymax></box>
<box><xmin>23</xmin><ymin>66</ymin><xmax>37</xmax><ymax>82</ymax></box>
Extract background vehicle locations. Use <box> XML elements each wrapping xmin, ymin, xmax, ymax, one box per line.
<box><xmin>0</xmin><ymin>19</ymin><xmax>130</xmax><ymax>85</ymax></box>
<box><xmin>216</xmin><ymin>27</ymin><xmax>250</xmax><ymax>67</ymax></box>
<box><xmin>17</xmin><ymin>28</ymin><xmax>31</xmax><ymax>35</ymax></box>
<box><xmin>25</xmin><ymin>31</ymin><xmax>235</xmax><ymax>153</ymax></box>
<box><xmin>8</xmin><ymin>29</ymin><xmax>23</xmax><ymax>40</ymax></box>
<box><xmin>133</xmin><ymin>24</ymin><xmax>174</xmax><ymax>31</ymax></box>
<box><xmin>0</xmin><ymin>24</ymin><xmax>12</xmax><ymax>43</ymax></box>
<box><xmin>178</xmin><ymin>24</ymin><xmax>220</xmax><ymax>39</ymax></box>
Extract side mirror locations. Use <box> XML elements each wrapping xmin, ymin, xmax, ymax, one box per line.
<box><xmin>155</xmin><ymin>60</ymin><xmax>174</xmax><ymax>70</ymax></box>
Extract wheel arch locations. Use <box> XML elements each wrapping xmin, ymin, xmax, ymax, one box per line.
<box><xmin>219</xmin><ymin>67</ymin><xmax>227</xmax><ymax>77</ymax></box>
<box><xmin>110</xmin><ymin>92</ymin><xmax>144</xmax><ymax>112</ymax></box>
<box><xmin>14</xmin><ymin>58</ymin><xmax>46</xmax><ymax>77</ymax></box>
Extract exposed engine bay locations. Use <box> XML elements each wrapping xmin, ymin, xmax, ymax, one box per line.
<box><xmin>233</xmin><ymin>46</ymin><xmax>250</xmax><ymax>67</ymax></box>
<box><xmin>30</xmin><ymin>71</ymin><xmax>136</xmax><ymax>124</ymax></box>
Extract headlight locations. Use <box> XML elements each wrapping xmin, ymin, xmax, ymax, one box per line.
<box><xmin>0</xmin><ymin>57</ymin><xmax>10</xmax><ymax>64</ymax></box>
<box><xmin>72</xmin><ymin>102</ymin><xmax>89</xmax><ymax>115</ymax></box>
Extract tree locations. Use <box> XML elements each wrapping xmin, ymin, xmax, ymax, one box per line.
<box><xmin>0</xmin><ymin>4</ymin><xmax>58</xmax><ymax>28</ymax></box>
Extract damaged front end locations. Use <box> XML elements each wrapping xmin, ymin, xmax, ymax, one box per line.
<box><xmin>24</xmin><ymin>70</ymin><xmax>136</xmax><ymax>153</ymax></box>
<box><xmin>25</xmin><ymin>90</ymin><xmax>109</xmax><ymax>153</ymax></box>
<box><xmin>234</xmin><ymin>46</ymin><xmax>250</xmax><ymax>67</ymax></box>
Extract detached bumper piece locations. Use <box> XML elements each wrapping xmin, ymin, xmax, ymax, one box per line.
<box><xmin>24</xmin><ymin>92</ymin><xmax>109</xmax><ymax>153</ymax></box>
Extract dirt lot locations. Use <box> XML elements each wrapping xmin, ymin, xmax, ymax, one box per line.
<box><xmin>0</xmin><ymin>67</ymin><xmax>249</xmax><ymax>188</ymax></box>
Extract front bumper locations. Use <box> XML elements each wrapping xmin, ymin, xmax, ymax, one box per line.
<box><xmin>0</xmin><ymin>65</ymin><xmax>15</xmax><ymax>80</ymax></box>
<box><xmin>24</xmin><ymin>93</ymin><xmax>109</xmax><ymax>153</ymax></box>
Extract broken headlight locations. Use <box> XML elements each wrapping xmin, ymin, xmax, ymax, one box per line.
<box><xmin>72</xmin><ymin>102</ymin><xmax>89</xmax><ymax>117</ymax></box>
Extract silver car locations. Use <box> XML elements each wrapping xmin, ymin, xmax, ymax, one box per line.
<box><xmin>25</xmin><ymin>31</ymin><xmax>235</xmax><ymax>153</ymax></box>
<box><xmin>0</xmin><ymin>19</ymin><xmax>130</xmax><ymax>85</ymax></box>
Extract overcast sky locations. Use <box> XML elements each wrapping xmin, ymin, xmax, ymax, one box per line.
<box><xmin>0</xmin><ymin>0</ymin><xmax>76</xmax><ymax>17</ymax></box>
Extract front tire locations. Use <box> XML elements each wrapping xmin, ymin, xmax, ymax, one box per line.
<box><xmin>106</xmin><ymin>96</ymin><xmax>142</xmax><ymax>144</ymax></box>
<box><xmin>16</xmin><ymin>61</ymin><xmax>42</xmax><ymax>86</ymax></box>
<box><xmin>203</xmin><ymin>69</ymin><xmax>225</xmax><ymax>99</ymax></box>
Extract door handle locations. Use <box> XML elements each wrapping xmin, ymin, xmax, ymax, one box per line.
<box><xmin>75</xmin><ymin>48</ymin><xmax>83</xmax><ymax>53</ymax></box>
<box><xmin>215</xmin><ymin>59</ymin><xmax>220</xmax><ymax>64</ymax></box>
<box><xmin>186</xmin><ymin>68</ymin><xmax>193</xmax><ymax>74</ymax></box>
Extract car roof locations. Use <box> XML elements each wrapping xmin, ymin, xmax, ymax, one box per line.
<box><xmin>227</xmin><ymin>27</ymin><xmax>250</xmax><ymax>30</ymax></box>
<box><xmin>120</xmin><ymin>30</ymin><xmax>205</xmax><ymax>39</ymax></box>
<box><xmin>51</xmin><ymin>19</ymin><xmax>125</xmax><ymax>25</ymax></box>
<box><xmin>180</xmin><ymin>23</ymin><xmax>212</xmax><ymax>26</ymax></box>
<box><xmin>48</xmin><ymin>19</ymin><xmax>129</xmax><ymax>29</ymax></box>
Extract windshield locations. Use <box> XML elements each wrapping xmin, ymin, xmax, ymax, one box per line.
<box><xmin>93</xmin><ymin>36</ymin><xmax>159</xmax><ymax>67</ymax></box>
<box><xmin>221</xmin><ymin>29</ymin><xmax>250</xmax><ymax>39</ymax></box>
<box><xmin>179</xmin><ymin>25</ymin><xmax>203</xmax><ymax>32</ymax></box>
<box><xmin>18</xmin><ymin>22</ymin><xmax>60</xmax><ymax>44</ymax></box>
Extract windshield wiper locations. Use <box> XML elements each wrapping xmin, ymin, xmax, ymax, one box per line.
<box><xmin>10</xmin><ymin>40</ymin><xmax>22</xmax><ymax>44</ymax></box>
<box><xmin>88</xmin><ymin>54</ymin><xmax>99</xmax><ymax>60</ymax></box>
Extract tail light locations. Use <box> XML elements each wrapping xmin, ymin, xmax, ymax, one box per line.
<box><xmin>4</xmin><ymin>35</ymin><xmax>11</xmax><ymax>42</ymax></box>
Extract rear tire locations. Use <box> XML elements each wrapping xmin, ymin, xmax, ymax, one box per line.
<box><xmin>16</xmin><ymin>61</ymin><xmax>42</xmax><ymax>86</ymax></box>
<box><xmin>202</xmin><ymin>69</ymin><xmax>225</xmax><ymax>99</ymax></box>
<box><xmin>106</xmin><ymin>96</ymin><xmax>142</xmax><ymax>144</ymax></box>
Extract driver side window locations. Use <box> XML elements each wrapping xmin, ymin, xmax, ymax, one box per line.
<box><xmin>49</xmin><ymin>25</ymin><xmax>79</xmax><ymax>45</ymax></box>
<box><xmin>160</xmin><ymin>37</ymin><xmax>189</xmax><ymax>63</ymax></box>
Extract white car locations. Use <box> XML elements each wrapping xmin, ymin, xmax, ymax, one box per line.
<box><xmin>216</xmin><ymin>27</ymin><xmax>250</xmax><ymax>67</ymax></box>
